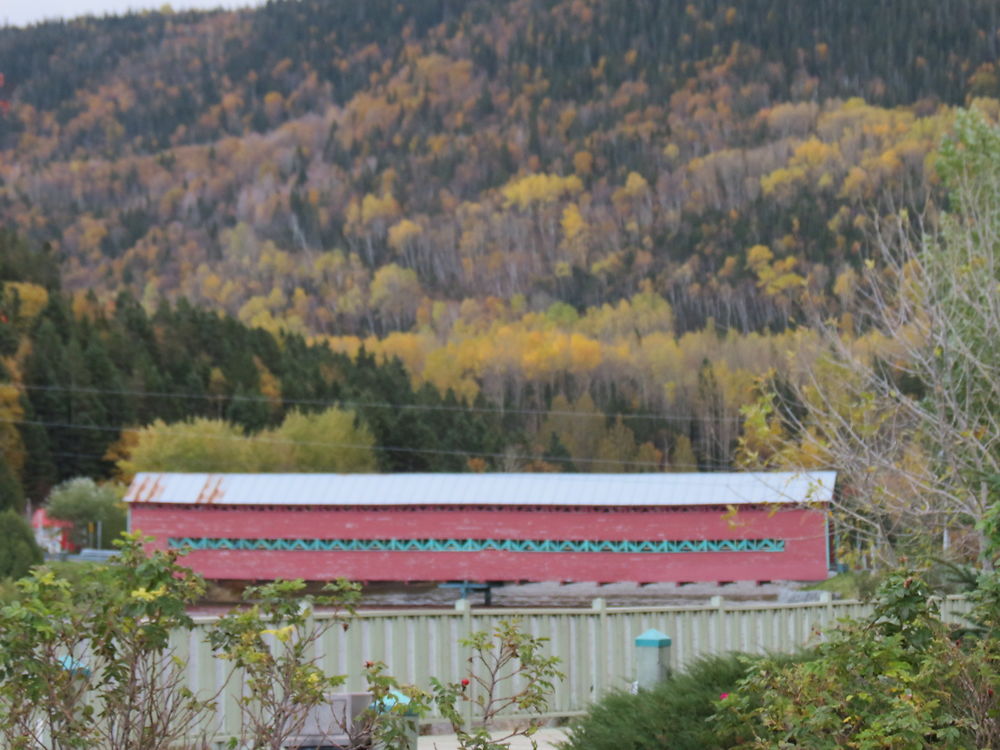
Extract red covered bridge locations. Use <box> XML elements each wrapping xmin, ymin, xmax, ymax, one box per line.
<box><xmin>124</xmin><ymin>472</ymin><xmax>836</xmax><ymax>584</ymax></box>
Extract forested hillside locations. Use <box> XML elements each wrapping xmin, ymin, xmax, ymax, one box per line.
<box><xmin>0</xmin><ymin>231</ymin><xmax>514</xmax><ymax>507</ymax></box>
<box><xmin>3</xmin><ymin>0</ymin><xmax>996</xmax><ymax>329</ymax></box>
<box><xmin>0</xmin><ymin>0</ymin><xmax>997</xmax><ymax>506</ymax></box>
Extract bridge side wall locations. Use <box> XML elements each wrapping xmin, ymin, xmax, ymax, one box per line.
<box><xmin>129</xmin><ymin>504</ymin><xmax>828</xmax><ymax>583</ymax></box>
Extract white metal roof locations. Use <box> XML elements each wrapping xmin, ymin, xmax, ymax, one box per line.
<box><xmin>124</xmin><ymin>471</ymin><xmax>836</xmax><ymax>507</ymax></box>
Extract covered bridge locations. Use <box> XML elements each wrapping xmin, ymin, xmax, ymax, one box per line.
<box><xmin>124</xmin><ymin>471</ymin><xmax>836</xmax><ymax>584</ymax></box>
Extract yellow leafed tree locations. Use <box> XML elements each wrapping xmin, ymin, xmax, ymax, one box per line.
<box><xmin>116</xmin><ymin>408</ymin><xmax>377</xmax><ymax>478</ymax></box>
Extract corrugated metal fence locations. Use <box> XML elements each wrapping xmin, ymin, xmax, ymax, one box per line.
<box><xmin>176</xmin><ymin>595</ymin><xmax>973</xmax><ymax>742</ymax></box>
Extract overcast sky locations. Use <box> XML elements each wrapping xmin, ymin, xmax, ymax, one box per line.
<box><xmin>2</xmin><ymin>0</ymin><xmax>265</xmax><ymax>28</ymax></box>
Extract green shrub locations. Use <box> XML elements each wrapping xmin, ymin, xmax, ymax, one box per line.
<box><xmin>0</xmin><ymin>533</ymin><xmax>212</xmax><ymax>749</ymax></box>
<box><xmin>714</xmin><ymin>569</ymin><xmax>1000</xmax><ymax>748</ymax></box>
<box><xmin>0</xmin><ymin>559</ymin><xmax>106</xmax><ymax>605</ymax></box>
<box><xmin>561</xmin><ymin>653</ymin><xmax>752</xmax><ymax>750</ymax></box>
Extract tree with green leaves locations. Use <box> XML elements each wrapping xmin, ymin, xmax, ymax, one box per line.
<box><xmin>116</xmin><ymin>417</ymin><xmax>253</xmax><ymax>476</ymax></box>
<box><xmin>117</xmin><ymin>406</ymin><xmax>377</xmax><ymax>477</ymax></box>
<box><xmin>46</xmin><ymin>477</ymin><xmax>126</xmax><ymax>550</ymax></box>
<box><xmin>263</xmin><ymin>407</ymin><xmax>377</xmax><ymax>472</ymax></box>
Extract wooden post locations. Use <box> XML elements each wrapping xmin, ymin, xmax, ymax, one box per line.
<box><xmin>710</xmin><ymin>595</ymin><xmax>725</xmax><ymax>654</ymax></box>
<box><xmin>819</xmin><ymin>590</ymin><xmax>833</xmax><ymax>629</ymax></box>
<box><xmin>592</xmin><ymin>597</ymin><xmax>607</xmax><ymax>698</ymax></box>
<box><xmin>455</xmin><ymin>598</ymin><xmax>474</xmax><ymax>729</ymax></box>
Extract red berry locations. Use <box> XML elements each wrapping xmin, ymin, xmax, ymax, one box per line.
<box><xmin>461</xmin><ymin>678</ymin><xmax>470</xmax><ymax>687</ymax></box>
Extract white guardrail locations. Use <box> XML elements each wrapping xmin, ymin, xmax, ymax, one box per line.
<box><xmin>171</xmin><ymin>594</ymin><xmax>973</xmax><ymax>743</ymax></box>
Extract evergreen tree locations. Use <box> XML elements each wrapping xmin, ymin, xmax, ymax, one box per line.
<box><xmin>543</xmin><ymin>432</ymin><xmax>576</xmax><ymax>472</ymax></box>
<box><xmin>61</xmin><ymin>335</ymin><xmax>110</xmax><ymax>479</ymax></box>
<box><xmin>22</xmin><ymin>318</ymin><xmax>69</xmax><ymax>484</ymax></box>
<box><xmin>17</xmin><ymin>400</ymin><xmax>56</xmax><ymax>502</ymax></box>
<box><xmin>226</xmin><ymin>385</ymin><xmax>271</xmax><ymax>434</ymax></box>
<box><xmin>0</xmin><ymin>510</ymin><xmax>42</xmax><ymax>580</ymax></box>
<box><xmin>0</xmin><ymin>457</ymin><xmax>24</xmax><ymax>514</ymax></box>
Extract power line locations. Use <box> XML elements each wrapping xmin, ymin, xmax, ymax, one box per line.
<box><xmin>14</xmin><ymin>382</ymin><xmax>746</xmax><ymax>424</ymax></box>
<box><xmin>0</xmin><ymin>415</ymin><xmax>746</xmax><ymax>471</ymax></box>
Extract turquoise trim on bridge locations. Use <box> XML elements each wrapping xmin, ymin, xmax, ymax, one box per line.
<box><xmin>168</xmin><ymin>537</ymin><xmax>785</xmax><ymax>554</ymax></box>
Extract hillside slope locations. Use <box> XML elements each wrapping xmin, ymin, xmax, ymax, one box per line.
<box><xmin>1</xmin><ymin>0</ymin><xmax>996</xmax><ymax>333</ymax></box>
<box><xmin>0</xmin><ymin>0</ymin><xmax>997</xmax><ymax>483</ymax></box>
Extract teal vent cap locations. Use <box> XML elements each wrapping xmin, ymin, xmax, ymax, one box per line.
<box><xmin>635</xmin><ymin>628</ymin><xmax>672</xmax><ymax>647</ymax></box>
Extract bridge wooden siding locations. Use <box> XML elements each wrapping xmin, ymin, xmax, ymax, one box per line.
<box><xmin>126</xmin><ymin>472</ymin><xmax>837</xmax><ymax>584</ymax></box>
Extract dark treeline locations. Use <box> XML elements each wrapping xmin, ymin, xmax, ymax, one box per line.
<box><xmin>0</xmin><ymin>230</ymin><xmax>508</xmax><ymax>506</ymax></box>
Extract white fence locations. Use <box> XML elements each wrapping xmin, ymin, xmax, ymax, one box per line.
<box><xmin>175</xmin><ymin>594</ymin><xmax>973</xmax><ymax>742</ymax></box>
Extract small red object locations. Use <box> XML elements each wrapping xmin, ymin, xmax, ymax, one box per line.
<box><xmin>461</xmin><ymin>678</ymin><xmax>470</xmax><ymax>687</ymax></box>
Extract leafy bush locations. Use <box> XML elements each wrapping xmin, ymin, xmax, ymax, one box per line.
<box><xmin>565</xmin><ymin>570</ymin><xmax>1000</xmax><ymax>749</ymax></box>
<box><xmin>713</xmin><ymin>569</ymin><xmax>1000</xmax><ymax>748</ymax></box>
<box><xmin>430</xmin><ymin>617</ymin><xmax>564</xmax><ymax>750</ymax></box>
<box><xmin>0</xmin><ymin>559</ymin><xmax>107</xmax><ymax>605</ymax></box>
<box><xmin>209</xmin><ymin>578</ymin><xmax>361</xmax><ymax>750</ymax></box>
<box><xmin>561</xmin><ymin>653</ymin><xmax>754</xmax><ymax>750</ymax></box>
<box><xmin>0</xmin><ymin>532</ymin><xmax>211</xmax><ymax>750</ymax></box>
<box><xmin>0</xmin><ymin>535</ymin><xmax>563</xmax><ymax>750</ymax></box>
